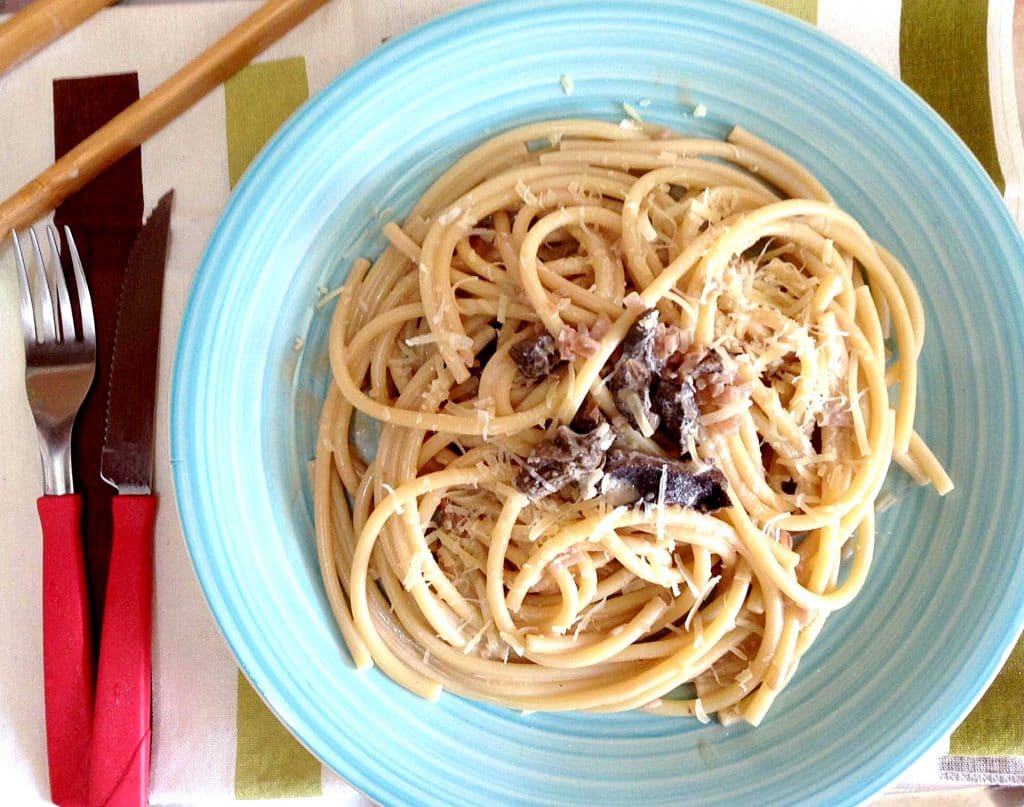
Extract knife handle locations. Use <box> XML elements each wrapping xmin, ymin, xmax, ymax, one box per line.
<box><xmin>39</xmin><ymin>494</ymin><xmax>93</xmax><ymax>807</ymax></box>
<box><xmin>89</xmin><ymin>495</ymin><xmax>157</xmax><ymax>807</ymax></box>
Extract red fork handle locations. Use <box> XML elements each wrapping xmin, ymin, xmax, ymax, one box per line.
<box><xmin>89</xmin><ymin>495</ymin><xmax>156</xmax><ymax>807</ymax></box>
<box><xmin>39</xmin><ymin>494</ymin><xmax>94</xmax><ymax>807</ymax></box>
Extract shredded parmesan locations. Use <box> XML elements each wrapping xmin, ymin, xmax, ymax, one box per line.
<box><xmin>623</xmin><ymin>291</ymin><xmax>645</xmax><ymax>313</ymax></box>
<box><xmin>463</xmin><ymin>622</ymin><xmax>490</xmax><ymax>654</ymax></box>
<box><xmin>437</xmin><ymin>205</ymin><xmax>462</xmax><ymax>226</ymax></box>
<box><xmin>656</xmin><ymin>466</ymin><xmax>667</xmax><ymax>544</ymax></box>
<box><xmin>699</xmin><ymin>398</ymin><xmax>752</xmax><ymax>426</ymax></box>
<box><xmin>405</xmin><ymin>332</ymin><xmax>475</xmax><ymax>351</ymax></box>
<box><xmin>315</xmin><ymin>285</ymin><xmax>345</xmax><ymax>310</ymax></box>
<box><xmin>560</xmin><ymin>74</ymin><xmax>575</xmax><ymax>96</ymax></box>
<box><xmin>514</xmin><ymin>179</ymin><xmax>539</xmax><ymax>206</ymax></box>
<box><xmin>693</xmin><ymin>103</ymin><xmax>708</xmax><ymax>118</ymax></box>
<box><xmin>622</xmin><ymin>102</ymin><xmax>643</xmax><ymax>123</ymax></box>
<box><xmin>875</xmin><ymin>492</ymin><xmax>898</xmax><ymax>513</ymax></box>
<box><xmin>685</xmin><ymin>575</ymin><xmax>721</xmax><ymax>631</ymax></box>
<box><xmin>637</xmin><ymin>212</ymin><xmax>658</xmax><ymax>242</ymax></box>
<box><xmin>402</xmin><ymin>551</ymin><xmax>424</xmax><ymax>590</ymax></box>
<box><xmin>382</xmin><ymin>483</ymin><xmax>405</xmax><ymax>515</ymax></box>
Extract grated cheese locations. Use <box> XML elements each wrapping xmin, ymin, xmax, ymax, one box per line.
<box><xmin>699</xmin><ymin>398</ymin><xmax>752</xmax><ymax>426</ymax></box>
<box><xmin>821</xmin><ymin>238</ymin><xmax>834</xmax><ymax>265</ymax></box>
<box><xmin>463</xmin><ymin>622</ymin><xmax>490</xmax><ymax>654</ymax></box>
<box><xmin>685</xmin><ymin>575</ymin><xmax>721</xmax><ymax>631</ymax></box>
<box><xmin>405</xmin><ymin>332</ymin><xmax>475</xmax><ymax>351</ymax></box>
<box><xmin>693</xmin><ymin>103</ymin><xmax>708</xmax><ymax>118</ymax></box>
<box><xmin>694</xmin><ymin>697</ymin><xmax>710</xmax><ymax>723</ymax></box>
<box><xmin>402</xmin><ymin>551</ymin><xmax>424</xmax><ymax>590</ymax></box>
<box><xmin>622</xmin><ymin>102</ymin><xmax>643</xmax><ymax>124</ymax></box>
<box><xmin>475</xmin><ymin>407</ymin><xmax>492</xmax><ymax>440</ymax></box>
<box><xmin>623</xmin><ymin>291</ymin><xmax>645</xmax><ymax>313</ymax></box>
<box><xmin>674</xmin><ymin>552</ymin><xmax>701</xmax><ymax>598</ymax></box>
<box><xmin>656</xmin><ymin>465</ymin><xmax>668</xmax><ymax>544</ymax></box>
<box><xmin>382</xmin><ymin>481</ymin><xmax>405</xmax><ymax>514</ymax></box>
<box><xmin>560</xmin><ymin>74</ymin><xmax>575</xmax><ymax>96</ymax></box>
<box><xmin>315</xmin><ymin>285</ymin><xmax>345</xmax><ymax>310</ymax></box>
<box><xmin>638</xmin><ymin>212</ymin><xmax>658</xmax><ymax>242</ymax></box>
<box><xmin>875</xmin><ymin>492</ymin><xmax>897</xmax><ymax>513</ymax></box>
<box><xmin>514</xmin><ymin>179</ymin><xmax>539</xmax><ymax>206</ymax></box>
<box><xmin>437</xmin><ymin>205</ymin><xmax>462</xmax><ymax>226</ymax></box>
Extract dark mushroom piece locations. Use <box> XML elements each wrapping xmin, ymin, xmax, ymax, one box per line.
<box><xmin>652</xmin><ymin>377</ymin><xmax>700</xmax><ymax>447</ymax></box>
<box><xmin>601</xmin><ymin>448</ymin><xmax>730</xmax><ymax>513</ymax></box>
<box><xmin>514</xmin><ymin>423</ymin><xmax>615</xmax><ymax>501</ymax></box>
<box><xmin>652</xmin><ymin>349</ymin><xmax>729</xmax><ymax>447</ymax></box>
<box><xmin>607</xmin><ymin>309</ymin><xmax>662</xmax><ymax>436</ymax></box>
<box><xmin>570</xmin><ymin>394</ymin><xmax>605</xmax><ymax>434</ymax></box>
<box><xmin>510</xmin><ymin>333</ymin><xmax>560</xmax><ymax>379</ymax></box>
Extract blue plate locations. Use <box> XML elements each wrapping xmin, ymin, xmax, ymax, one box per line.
<box><xmin>171</xmin><ymin>1</ymin><xmax>1024</xmax><ymax>804</ymax></box>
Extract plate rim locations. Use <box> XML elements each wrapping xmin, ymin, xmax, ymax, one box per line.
<box><xmin>170</xmin><ymin>1</ymin><xmax>1024</xmax><ymax>804</ymax></box>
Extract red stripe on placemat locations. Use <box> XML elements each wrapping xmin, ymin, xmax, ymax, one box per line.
<box><xmin>53</xmin><ymin>73</ymin><xmax>144</xmax><ymax>645</ymax></box>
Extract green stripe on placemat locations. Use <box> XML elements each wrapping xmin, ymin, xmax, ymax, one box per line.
<box><xmin>225</xmin><ymin>57</ymin><xmax>310</xmax><ymax>188</ymax></box>
<box><xmin>756</xmin><ymin>0</ymin><xmax>817</xmax><ymax>25</ymax></box>
<box><xmin>236</xmin><ymin>678</ymin><xmax>321</xmax><ymax>798</ymax></box>
<box><xmin>224</xmin><ymin>57</ymin><xmax>320</xmax><ymax>800</ymax></box>
<box><xmin>951</xmin><ymin>634</ymin><xmax>1024</xmax><ymax>756</ymax></box>
<box><xmin>900</xmin><ymin>0</ymin><xmax>1005</xmax><ymax>191</ymax></box>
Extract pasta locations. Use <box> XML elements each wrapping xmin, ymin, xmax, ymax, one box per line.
<box><xmin>313</xmin><ymin>118</ymin><xmax>953</xmax><ymax>725</ymax></box>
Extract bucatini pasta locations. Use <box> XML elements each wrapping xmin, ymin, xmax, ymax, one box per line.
<box><xmin>313</xmin><ymin>119</ymin><xmax>952</xmax><ymax>725</ymax></box>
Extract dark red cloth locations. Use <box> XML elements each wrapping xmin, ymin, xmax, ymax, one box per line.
<box><xmin>53</xmin><ymin>74</ymin><xmax>144</xmax><ymax>647</ymax></box>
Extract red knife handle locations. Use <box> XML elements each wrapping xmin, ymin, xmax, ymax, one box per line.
<box><xmin>39</xmin><ymin>494</ymin><xmax>93</xmax><ymax>807</ymax></box>
<box><xmin>89</xmin><ymin>495</ymin><xmax>157</xmax><ymax>807</ymax></box>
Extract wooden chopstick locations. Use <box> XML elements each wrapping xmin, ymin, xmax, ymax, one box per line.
<box><xmin>0</xmin><ymin>0</ymin><xmax>116</xmax><ymax>76</ymax></box>
<box><xmin>0</xmin><ymin>0</ymin><xmax>329</xmax><ymax>241</ymax></box>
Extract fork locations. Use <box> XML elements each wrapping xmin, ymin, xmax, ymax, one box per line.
<box><xmin>14</xmin><ymin>225</ymin><xmax>96</xmax><ymax>807</ymax></box>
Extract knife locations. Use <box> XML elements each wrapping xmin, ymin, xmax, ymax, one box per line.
<box><xmin>91</xmin><ymin>190</ymin><xmax>173</xmax><ymax>807</ymax></box>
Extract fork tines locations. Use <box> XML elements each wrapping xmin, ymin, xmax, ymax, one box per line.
<box><xmin>14</xmin><ymin>225</ymin><xmax>95</xmax><ymax>349</ymax></box>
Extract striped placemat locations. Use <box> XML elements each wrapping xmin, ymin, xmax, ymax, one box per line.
<box><xmin>0</xmin><ymin>0</ymin><xmax>1020</xmax><ymax>803</ymax></box>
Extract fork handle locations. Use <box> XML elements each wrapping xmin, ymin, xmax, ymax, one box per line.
<box><xmin>39</xmin><ymin>494</ymin><xmax>93</xmax><ymax>807</ymax></box>
<box><xmin>89</xmin><ymin>495</ymin><xmax>156</xmax><ymax>807</ymax></box>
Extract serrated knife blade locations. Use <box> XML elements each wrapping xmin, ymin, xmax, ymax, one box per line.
<box><xmin>99</xmin><ymin>190</ymin><xmax>173</xmax><ymax>494</ymax></box>
<box><xmin>89</xmin><ymin>190</ymin><xmax>172</xmax><ymax>807</ymax></box>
